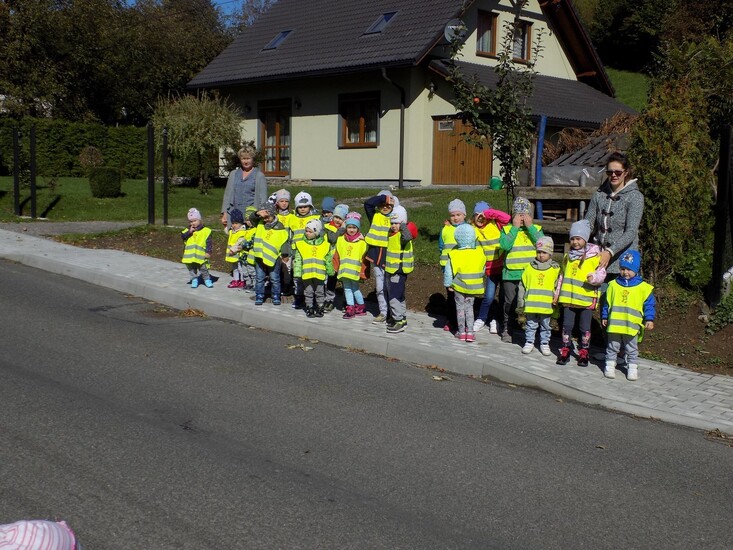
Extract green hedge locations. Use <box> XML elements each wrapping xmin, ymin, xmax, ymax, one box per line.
<box><xmin>89</xmin><ymin>166</ymin><xmax>122</xmax><ymax>198</ymax></box>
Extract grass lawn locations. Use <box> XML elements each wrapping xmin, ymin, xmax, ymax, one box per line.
<box><xmin>605</xmin><ymin>67</ymin><xmax>650</xmax><ymax>112</ymax></box>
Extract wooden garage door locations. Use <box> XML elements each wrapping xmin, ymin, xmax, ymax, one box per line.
<box><xmin>432</xmin><ymin>117</ymin><xmax>492</xmax><ymax>185</ymax></box>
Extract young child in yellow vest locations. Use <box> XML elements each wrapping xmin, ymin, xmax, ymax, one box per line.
<box><xmin>336</xmin><ymin>212</ymin><xmax>368</xmax><ymax>319</ymax></box>
<box><xmin>499</xmin><ymin>196</ymin><xmax>544</xmax><ymax>343</ymax></box>
<box><xmin>443</xmin><ymin>223</ymin><xmax>486</xmax><ymax>343</ymax></box>
<box><xmin>273</xmin><ymin>189</ymin><xmax>294</xmax><ymax>295</ymax></box>
<box><xmin>439</xmin><ymin>199</ymin><xmax>475</xmax><ymax>333</ymax></box>
<box><xmin>384</xmin><ymin>205</ymin><xmax>417</xmax><ymax>334</ymax></box>
<box><xmin>364</xmin><ymin>190</ymin><xmax>398</xmax><ymax>323</ymax></box>
<box><xmin>472</xmin><ymin>200</ymin><xmax>511</xmax><ymax>334</ymax></box>
<box><xmin>288</xmin><ymin>191</ymin><xmax>320</xmax><ymax>309</ymax></box>
<box><xmin>252</xmin><ymin>202</ymin><xmax>291</xmax><ymax>305</ymax></box>
<box><xmin>293</xmin><ymin>219</ymin><xmax>335</xmax><ymax>318</ymax></box>
<box><xmin>322</xmin><ymin>200</ymin><xmax>347</xmax><ymax>311</ymax></box>
<box><xmin>518</xmin><ymin>237</ymin><xmax>560</xmax><ymax>355</ymax></box>
<box><xmin>601</xmin><ymin>250</ymin><xmax>656</xmax><ymax>381</ymax></box>
<box><xmin>554</xmin><ymin>220</ymin><xmax>606</xmax><ymax>366</ymax></box>
<box><xmin>181</xmin><ymin>207</ymin><xmax>213</xmax><ymax>288</ymax></box>
<box><xmin>225</xmin><ymin>208</ymin><xmax>248</xmax><ymax>289</ymax></box>
<box><xmin>240</xmin><ymin>205</ymin><xmax>258</xmax><ymax>292</ymax></box>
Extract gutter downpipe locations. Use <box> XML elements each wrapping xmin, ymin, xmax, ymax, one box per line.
<box><xmin>535</xmin><ymin>115</ymin><xmax>547</xmax><ymax>220</ymax></box>
<box><xmin>382</xmin><ymin>68</ymin><xmax>405</xmax><ymax>190</ymax></box>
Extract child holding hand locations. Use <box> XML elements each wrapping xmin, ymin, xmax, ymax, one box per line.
<box><xmin>225</xmin><ymin>208</ymin><xmax>249</xmax><ymax>289</ymax></box>
<box><xmin>181</xmin><ymin>207</ymin><xmax>213</xmax><ymax>288</ymax></box>
<box><xmin>336</xmin><ymin>212</ymin><xmax>368</xmax><ymax>319</ymax></box>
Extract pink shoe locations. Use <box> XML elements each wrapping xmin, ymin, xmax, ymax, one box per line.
<box><xmin>444</xmin><ymin>323</ymin><xmax>452</xmax><ymax>332</ymax></box>
<box><xmin>465</xmin><ymin>333</ymin><xmax>475</xmax><ymax>343</ymax></box>
<box><xmin>354</xmin><ymin>304</ymin><xmax>367</xmax><ymax>316</ymax></box>
<box><xmin>227</xmin><ymin>280</ymin><xmax>239</xmax><ymax>289</ymax></box>
<box><xmin>456</xmin><ymin>332</ymin><xmax>467</xmax><ymax>341</ymax></box>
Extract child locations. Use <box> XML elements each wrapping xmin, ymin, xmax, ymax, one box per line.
<box><xmin>601</xmin><ymin>250</ymin><xmax>655</xmax><ymax>381</ymax></box>
<box><xmin>241</xmin><ymin>205</ymin><xmax>258</xmax><ymax>292</ymax></box>
<box><xmin>384</xmin><ymin>205</ymin><xmax>416</xmax><ymax>334</ymax></box>
<box><xmin>498</xmin><ymin>196</ymin><xmax>544</xmax><ymax>343</ymax></box>
<box><xmin>555</xmin><ymin>220</ymin><xmax>606</xmax><ymax>366</ymax></box>
<box><xmin>251</xmin><ymin>202</ymin><xmax>290</xmax><ymax>306</ymax></box>
<box><xmin>288</xmin><ymin>191</ymin><xmax>320</xmax><ymax>309</ymax></box>
<box><xmin>443</xmin><ymin>223</ymin><xmax>486</xmax><ymax>342</ymax></box>
<box><xmin>472</xmin><ymin>200</ymin><xmax>511</xmax><ymax>334</ymax></box>
<box><xmin>273</xmin><ymin>189</ymin><xmax>293</xmax><ymax>294</ymax></box>
<box><xmin>323</xmin><ymin>203</ymin><xmax>349</xmax><ymax>311</ymax></box>
<box><xmin>518</xmin><ymin>237</ymin><xmax>560</xmax><ymax>355</ymax></box>
<box><xmin>336</xmin><ymin>212</ymin><xmax>368</xmax><ymax>319</ymax></box>
<box><xmin>439</xmin><ymin>199</ymin><xmax>473</xmax><ymax>332</ymax></box>
<box><xmin>274</xmin><ymin>189</ymin><xmax>291</xmax><ymax>225</ymax></box>
<box><xmin>320</xmin><ymin>196</ymin><xmax>336</xmax><ymax>225</ymax></box>
<box><xmin>293</xmin><ymin>219</ymin><xmax>334</xmax><ymax>317</ymax></box>
<box><xmin>181</xmin><ymin>207</ymin><xmax>213</xmax><ymax>288</ymax></box>
<box><xmin>364</xmin><ymin>190</ymin><xmax>398</xmax><ymax>323</ymax></box>
<box><xmin>225</xmin><ymin>208</ymin><xmax>249</xmax><ymax>289</ymax></box>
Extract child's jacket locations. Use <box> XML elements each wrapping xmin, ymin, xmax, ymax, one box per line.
<box><xmin>287</xmin><ymin>210</ymin><xmax>319</xmax><ymax>244</ymax></box>
<box><xmin>336</xmin><ymin>234</ymin><xmax>367</xmax><ymax>281</ymax></box>
<box><xmin>252</xmin><ymin>220</ymin><xmax>289</xmax><ymax>267</ymax></box>
<box><xmin>293</xmin><ymin>235</ymin><xmax>335</xmax><ymax>280</ymax></box>
<box><xmin>556</xmin><ymin>244</ymin><xmax>603</xmax><ymax>309</ymax></box>
<box><xmin>499</xmin><ymin>223</ymin><xmax>544</xmax><ymax>280</ymax></box>
<box><xmin>602</xmin><ymin>274</ymin><xmax>656</xmax><ymax>338</ymax></box>
<box><xmin>226</xmin><ymin>226</ymin><xmax>249</xmax><ymax>264</ymax></box>
<box><xmin>181</xmin><ymin>225</ymin><xmax>212</xmax><ymax>265</ymax></box>
<box><xmin>475</xmin><ymin>208</ymin><xmax>511</xmax><ymax>276</ymax></box>
<box><xmin>439</xmin><ymin>222</ymin><xmax>475</xmax><ymax>268</ymax></box>
<box><xmin>444</xmin><ymin>246</ymin><xmax>486</xmax><ymax>295</ymax></box>
<box><xmin>385</xmin><ymin>225</ymin><xmax>414</xmax><ymax>275</ymax></box>
<box><xmin>519</xmin><ymin>259</ymin><xmax>561</xmax><ymax>315</ymax></box>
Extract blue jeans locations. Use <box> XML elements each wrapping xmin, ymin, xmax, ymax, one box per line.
<box><xmin>477</xmin><ymin>274</ymin><xmax>500</xmax><ymax>323</ymax></box>
<box><xmin>255</xmin><ymin>258</ymin><xmax>281</xmax><ymax>298</ymax></box>
<box><xmin>525</xmin><ymin>313</ymin><xmax>551</xmax><ymax>346</ymax></box>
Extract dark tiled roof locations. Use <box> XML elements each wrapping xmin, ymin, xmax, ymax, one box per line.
<box><xmin>189</xmin><ymin>0</ymin><xmax>465</xmax><ymax>88</ymax></box>
<box><xmin>429</xmin><ymin>59</ymin><xmax>635</xmax><ymax>127</ymax></box>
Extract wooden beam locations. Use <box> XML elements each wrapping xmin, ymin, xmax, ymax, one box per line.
<box><xmin>514</xmin><ymin>186</ymin><xmax>597</xmax><ymax>200</ymax></box>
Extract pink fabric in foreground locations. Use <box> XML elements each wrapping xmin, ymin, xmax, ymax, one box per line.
<box><xmin>0</xmin><ymin>520</ymin><xmax>77</xmax><ymax>549</ymax></box>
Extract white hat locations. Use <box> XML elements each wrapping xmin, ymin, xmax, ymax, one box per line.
<box><xmin>305</xmin><ymin>219</ymin><xmax>323</xmax><ymax>236</ymax></box>
<box><xmin>294</xmin><ymin>191</ymin><xmax>313</xmax><ymax>208</ymax></box>
<box><xmin>390</xmin><ymin>205</ymin><xmax>407</xmax><ymax>224</ymax></box>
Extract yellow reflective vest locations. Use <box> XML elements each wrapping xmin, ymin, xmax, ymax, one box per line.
<box><xmin>252</xmin><ymin>224</ymin><xmax>289</xmax><ymax>267</ymax></box>
<box><xmin>503</xmin><ymin>224</ymin><xmax>542</xmax><ymax>272</ymax></box>
<box><xmin>181</xmin><ymin>227</ymin><xmax>211</xmax><ymax>265</ymax></box>
<box><xmin>243</xmin><ymin>225</ymin><xmax>257</xmax><ymax>265</ymax></box>
<box><xmin>287</xmin><ymin>213</ymin><xmax>319</xmax><ymax>244</ymax></box>
<box><xmin>475</xmin><ymin>223</ymin><xmax>503</xmax><ymax>263</ymax></box>
<box><xmin>277</xmin><ymin>211</ymin><xmax>292</xmax><ymax>227</ymax></box>
<box><xmin>439</xmin><ymin>224</ymin><xmax>458</xmax><ymax>267</ymax></box>
<box><xmin>295</xmin><ymin>240</ymin><xmax>331</xmax><ymax>281</ymax></box>
<box><xmin>365</xmin><ymin>212</ymin><xmax>391</xmax><ymax>248</ymax></box>
<box><xmin>606</xmin><ymin>280</ymin><xmax>654</xmax><ymax>338</ymax></box>
<box><xmin>336</xmin><ymin>236</ymin><xmax>368</xmax><ymax>281</ymax></box>
<box><xmin>557</xmin><ymin>254</ymin><xmax>601</xmax><ymax>308</ymax></box>
<box><xmin>225</xmin><ymin>227</ymin><xmax>249</xmax><ymax>264</ymax></box>
<box><xmin>385</xmin><ymin>232</ymin><xmax>414</xmax><ymax>274</ymax></box>
<box><xmin>522</xmin><ymin>264</ymin><xmax>560</xmax><ymax>315</ymax></box>
<box><xmin>447</xmin><ymin>248</ymin><xmax>486</xmax><ymax>295</ymax></box>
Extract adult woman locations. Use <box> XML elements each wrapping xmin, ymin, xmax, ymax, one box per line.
<box><xmin>220</xmin><ymin>146</ymin><xmax>269</xmax><ymax>227</ymax></box>
<box><xmin>584</xmin><ymin>151</ymin><xmax>644</xmax><ymax>277</ymax></box>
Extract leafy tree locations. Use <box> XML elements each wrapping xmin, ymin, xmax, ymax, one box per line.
<box><xmin>152</xmin><ymin>92</ymin><xmax>243</xmax><ymax>193</ymax></box>
<box><xmin>228</xmin><ymin>0</ymin><xmax>277</xmax><ymax>31</ymax></box>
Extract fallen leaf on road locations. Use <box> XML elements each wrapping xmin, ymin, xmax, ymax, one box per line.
<box><xmin>432</xmin><ymin>375</ymin><xmax>452</xmax><ymax>381</ymax></box>
<box><xmin>596</xmin><ymin>445</ymin><xmax>606</xmax><ymax>450</ymax></box>
<box><xmin>286</xmin><ymin>344</ymin><xmax>314</xmax><ymax>352</ymax></box>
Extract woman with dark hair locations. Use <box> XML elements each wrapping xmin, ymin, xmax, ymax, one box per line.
<box><xmin>220</xmin><ymin>146</ymin><xmax>269</xmax><ymax>229</ymax></box>
<box><xmin>584</xmin><ymin>151</ymin><xmax>644</xmax><ymax>278</ymax></box>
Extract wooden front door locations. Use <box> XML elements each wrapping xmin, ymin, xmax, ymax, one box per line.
<box><xmin>432</xmin><ymin>117</ymin><xmax>492</xmax><ymax>185</ymax></box>
<box><xmin>259</xmin><ymin>102</ymin><xmax>291</xmax><ymax>176</ymax></box>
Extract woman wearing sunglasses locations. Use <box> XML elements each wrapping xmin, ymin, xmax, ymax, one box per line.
<box><xmin>584</xmin><ymin>151</ymin><xmax>644</xmax><ymax>279</ymax></box>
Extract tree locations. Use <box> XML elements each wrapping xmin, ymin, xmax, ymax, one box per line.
<box><xmin>152</xmin><ymin>92</ymin><xmax>243</xmax><ymax>193</ymax></box>
<box><xmin>446</xmin><ymin>0</ymin><xmax>544</xmax><ymax>195</ymax></box>
<box><xmin>229</xmin><ymin>0</ymin><xmax>277</xmax><ymax>31</ymax></box>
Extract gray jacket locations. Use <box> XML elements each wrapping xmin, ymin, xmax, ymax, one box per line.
<box><xmin>221</xmin><ymin>167</ymin><xmax>268</xmax><ymax>217</ymax></box>
<box><xmin>584</xmin><ymin>178</ymin><xmax>644</xmax><ymax>274</ymax></box>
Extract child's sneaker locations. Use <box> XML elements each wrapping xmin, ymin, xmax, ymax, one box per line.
<box><xmin>227</xmin><ymin>280</ymin><xmax>239</xmax><ymax>289</ymax></box>
<box><xmin>372</xmin><ymin>314</ymin><xmax>387</xmax><ymax>324</ymax></box>
<box><xmin>472</xmin><ymin>319</ymin><xmax>485</xmax><ymax>332</ymax></box>
<box><xmin>556</xmin><ymin>346</ymin><xmax>571</xmax><ymax>365</ymax></box>
<box><xmin>522</xmin><ymin>342</ymin><xmax>534</xmax><ymax>354</ymax></box>
<box><xmin>456</xmin><ymin>332</ymin><xmax>467</xmax><ymax>341</ymax></box>
<box><xmin>577</xmin><ymin>348</ymin><xmax>589</xmax><ymax>367</ymax></box>
<box><xmin>626</xmin><ymin>364</ymin><xmax>639</xmax><ymax>381</ymax></box>
<box><xmin>354</xmin><ymin>304</ymin><xmax>367</xmax><ymax>316</ymax></box>
<box><xmin>501</xmin><ymin>332</ymin><xmax>512</xmax><ymax>343</ymax></box>
<box><xmin>306</xmin><ymin>307</ymin><xmax>316</xmax><ymax>318</ymax></box>
<box><xmin>204</xmin><ymin>279</ymin><xmax>214</xmax><ymax>288</ymax></box>
<box><xmin>489</xmin><ymin>320</ymin><xmax>498</xmax><ymax>334</ymax></box>
<box><xmin>191</xmin><ymin>278</ymin><xmax>199</xmax><ymax>289</ymax></box>
<box><xmin>604</xmin><ymin>361</ymin><xmax>616</xmax><ymax>379</ymax></box>
<box><xmin>254</xmin><ymin>295</ymin><xmax>264</xmax><ymax>306</ymax></box>
<box><xmin>386</xmin><ymin>319</ymin><xmax>407</xmax><ymax>333</ymax></box>
<box><xmin>465</xmin><ymin>333</ymin><xmax>475</xmax><ymax>343</ymax></box>
<box><xmin>540</xmin><ymin>344</ymin><xmax>552</xmax><ymax>356</ymax></box>
<box><xmin>443</xmin><ymin>323</ymin><xmax>452</xmax><ymax>332</ymax></box>
<box><xmin>323</xmin><ymin>301</ymin><xmax>335</xmax><ymax>312</ymax></box>
<box><xmin>271</xmin><ymin>295</ymin><xmax>281</xmax><ymax>306</ymax></box>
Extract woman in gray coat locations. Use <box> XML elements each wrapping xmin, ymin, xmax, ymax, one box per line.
<box><xmin>584</xmin><ymin>151</ymin><xmax>644</xmax><ymax>277</ymax></box>
<box><xmin>220</xmin><ymin>146</ymin><xmax>269</xmax><ymax>228</ymax></box>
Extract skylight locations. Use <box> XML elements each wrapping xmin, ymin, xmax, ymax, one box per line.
<box><xmin>263</xmin><ymin>30</ymin><xmax>292</xmax><ymax>50</ymax></box>
<box><xmin>364</xmin><ymin>12</ymin><xmax>397</xmax><ymax>34</ymax></box>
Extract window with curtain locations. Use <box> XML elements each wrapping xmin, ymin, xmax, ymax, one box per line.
<box><xmin>339</xmin><ymin>93</ymin><xmax>379</xmax><ymax>148</ymax></box>
<box><xmin>476</xmin><ymin>11</ymin><xmax>498</xmax><ymax>56</ymax></box>
<box><xmin>512</xmin><ymin>20</ymin><xmax>532</xmax><ymax>62</ymax></box>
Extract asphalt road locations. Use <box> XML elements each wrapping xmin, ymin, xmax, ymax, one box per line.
<box><xmin>1</xmin><ymin>260</ymin><xmax>732</xmax><ymax>549</ymax></box>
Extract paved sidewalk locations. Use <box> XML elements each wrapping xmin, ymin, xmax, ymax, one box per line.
<box><xmin>2</xmin><ymin>227</ymin><xmax>732</xmax><ymax>435</ymax></box>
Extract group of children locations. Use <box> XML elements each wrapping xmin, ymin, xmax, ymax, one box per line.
<box><xmin>440</xmin><ymin>195</ymin><xmax>655</xmax><ymax>381</ymax></box>
<box><xmin>181</xmin><ymin>189</ymin><xmax>417</xmax><ymax>334</ymax></box>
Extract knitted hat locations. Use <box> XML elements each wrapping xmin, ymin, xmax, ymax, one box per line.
<box><xmin>257</xmin><ymin>202</ymin><xmax>276</xmax><ymax>218</ymax></box>
<box><xmin>275</xmin><ymin>189</ymin><xmax>291</xmax><ymax>202</ymax></box>
<box><xmin>454</xmin><ymin>224</ymin><xmax>476</xmax><ymax>248</ymax></box>
<box><xmin>187</xmin><ymin>208</ymin><xmax>202</xmax><ymax>221</ymax></box>
<box><xmin>536</xmin><ymin>236</ymin><xmax>554</xmax><ymax>254</ymax></box>
<box><xmin>229</xmin><ymin>208</ymin><xmax>244</xmax><ymax>224</ymax></box>
<box><xmin>620</xmin><ymin>250</ymin><xmax>641</xmax><ymax>273</ymax></box>
<box><xmin>268</xmin><ymin>192</ymin><xmax>277</xmax><ymax>204</ymax></box>
<box><xmin>513</xmin><ymin>196</ymin><xmax>531</xmax><ymax>215</ymax></box>
<box><xmin>390</xmin><ymin>205</ymin><xmax>407</xmax><ymax>224</ymax></box>
<box><xmin>333</xmin><ymin>204</ymin><xmax>349</xmax><ymax>220</ymax></box>
<box><xmin>345</xmin><ymin>212</ymin><xmax>361</xmax><ymax>229</ymax></box>
<box><xmin>321</xmin><ymin>196</ymin><xmax>336</xmax><ymax>212</ymax></box>
<box><xmin>448</xmin><ymin>199</ymin><xmax>466</xmax><ymax>215</ymax></box>
<box><xmin>570</xmin><ymin>219</ymin><xmax>591</xmax><ymax>242</ymax></box>
<box><xmin>474</xmin><ymin>201</ymin><xmax>490</xmax><ymax>215</ymax></box>
<box><xmin>294</xmin><ymin>191</ymin><xmax>313</xmax><ymax>208</ymax></box>
<box><xmin>305</xmin><ymin>219</ymin><xmax>323</xmax><ymax>236</ymax></box>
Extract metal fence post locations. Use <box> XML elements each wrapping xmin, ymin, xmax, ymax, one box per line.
<box><xmin>147</xmin><ymin>122</ymin><xmax>155</xmax><ymax>225</ymax></box>
<box><xmin>30</xmin><ymin>125</ymin><xmax>37</xmax><ymax>219</ymax></box>
<box><xmin>162</xmin><ymin>127</ymin><xmax>169</xmax><ymax>226</ymax></box>
<box><xmin>12</xmin><ymin>128</ymin><xmax>20</xmax><ymax>216</ymax></box>
<box><xmin>709</xmin><ymin>125</ymin><xmax>733</xmax><ymax>307</ymax></box>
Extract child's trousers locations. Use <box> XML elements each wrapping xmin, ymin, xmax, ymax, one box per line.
<box><xmin>255</xmin><ymin>258</ymin><xmax>281</xmax><ymax>298</ymax></box>
<box><xmin>342</xmin><ymin>279</ymin><xmax>364</xmax><ymax>306</ymax></box>
<box><xmin>187</xmin><ymin>262</ymin><xmax>210</xmax><ymax>282</ymax></box>
<box><xmin>525</xmin><ymin>313</ymin><xmax>551</xmax><ymax>345</ymax></box>
<box><xmin>304</xmin><ymin>279</ymin><xmax>326</xmax><ymax>308</ymax></box>
<box><xmin>373</xmin><ymin>265</ymin><xmax>388</xmax><ymax>316</ymax></box>
<box><xmin>454</xmin><ymin>291</ymin><xmax>475</xmax><ymax>335</ymax></box>
<box><xmin>606</xmin><ymin>333</ymin><xmax>639</xmax><ymax>364</ymax></box>
<box><xmin>384</xmin><ymin>272</ymin><xmax>407</xmax><ymax>322</ymax></box>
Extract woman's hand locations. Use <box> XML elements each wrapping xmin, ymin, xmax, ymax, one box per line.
<box><xmin>598</xmin><ymin>250</ymin><xmax>612</xmax><ymax>269</ymax></box>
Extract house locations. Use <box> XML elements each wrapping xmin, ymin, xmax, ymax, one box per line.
<box><xmin>189</xmin><ymin>0</ymin><xmax>633</xmax><ymax>187</ymax></box>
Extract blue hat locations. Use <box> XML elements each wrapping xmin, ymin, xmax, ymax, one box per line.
<box><xmin>333</xmin><ymin>204</ymin><xmax>349</xmax><ymax>220</ymax></box>
<box><xmin>454</xmin><ymin>224</ymin><xmax>476</xmax><ymax>249</ymax></box>
<box><xmin>321</xmin><ymin>197</ymin><xmax>336</xmax><ymax>212</ymax></box>
<box><xmin>474</xmin><ymin>201</ymin><xmax>490</xmax><ymax>215</ymax></box>
<box><xmin>620</xmin><ymin>250</ymin><xmax>641</xmax><ymax>274</ymax></box>
<box><xmin>345</xmin><ymin>213</ymin><xmax>361</xmax><ymax>229</ymax></box>
<box><xmin>229</xmin><ymin>209</ymin><xmax>244</xmax><ymax>224</ymax></box>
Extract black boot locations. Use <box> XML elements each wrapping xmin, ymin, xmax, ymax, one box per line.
<box><xmin>305</xmin><ymin>307</ymin><xmax>316</xmax><ymax>318</ymax></box>
<box><xmin>315</xmin><ymin>305</ymin><xmax>325</xmax><ymax>318</ymax></box>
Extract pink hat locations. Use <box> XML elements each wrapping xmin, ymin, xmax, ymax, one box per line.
<box><xmin>187</xmin><ymin>208</ymin><xmax>202</xmax><ymax>221</ymax></box>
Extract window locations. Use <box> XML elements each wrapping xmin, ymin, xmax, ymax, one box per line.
<box><xmin>476</xmin><ymin>11</ymin><xmax>498</xmax><ymax>56</ymax></box>
<box><xmin>263</xmin><ymin>30</ymin><xmax>291</xmax><ymax>50</ymax></box>
<box><xmin>259</xmin><ymin>101</ymin><xmax>291</xmax><ymax>176</ymax></box>
<box><xmin>339</xmin><ymin>93</ymin><xmax>379</xmax><ymax>148</ymax></box>
<box><xmin>364</xmin><ymin>12</ymin><xmax>397</xmax><ymax>34</ymax></box>
<box><xmin>512</xmin><ymin>20</ymin><xmax>532</xmax><ymax>62</ymax></box>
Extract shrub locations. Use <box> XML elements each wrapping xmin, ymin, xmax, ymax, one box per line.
<box><xmin>89</xmin><ymin>166</ymin><xmax>122</xmax><ymax>198</ymax></box>
<box><xmin>78</xmin><ymin>146</ymin><xmax>104</xmax><ymax>173</ymax></box>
